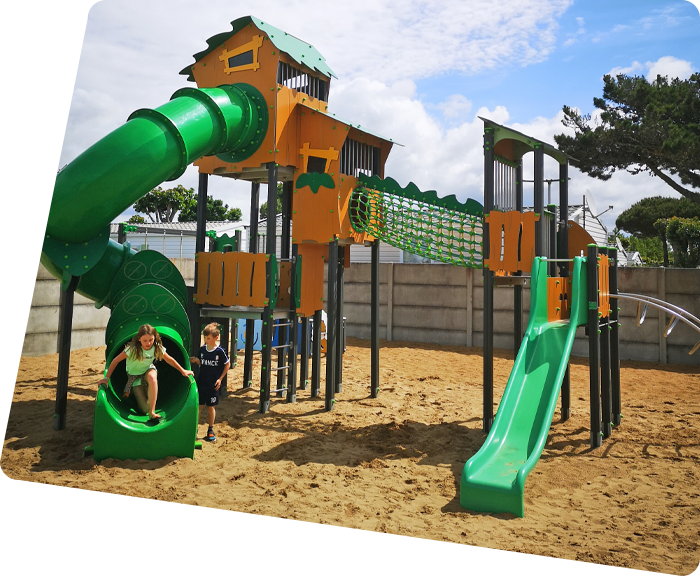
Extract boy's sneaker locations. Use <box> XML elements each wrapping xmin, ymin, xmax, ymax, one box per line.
<box><xmin>205</xmin><ymin>428</ymin><xmax>216</xmax><ymax>442</ymax></box>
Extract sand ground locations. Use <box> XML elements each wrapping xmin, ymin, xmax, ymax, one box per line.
<box><xmin>2</xmin><ymin>339</ymin><xmax>699</xmax><ymax>575</ymax></box>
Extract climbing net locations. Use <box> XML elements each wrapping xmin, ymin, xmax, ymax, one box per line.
<box><xmin>350</xmin><ymin>185</ymin><xmax>483</xmax><ymax>268</ymax></box>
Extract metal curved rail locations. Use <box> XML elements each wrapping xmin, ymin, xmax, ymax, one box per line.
<box><xmin>611</xmin><ymin>292</ymin><xmax>700</xmax><ymax>355</ymax></box>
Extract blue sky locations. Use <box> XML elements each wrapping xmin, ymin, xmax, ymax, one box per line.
<box><xmin>0</xmin><ymin>0</ymin><xmax>700</xmax><ymax>233</ymax></box>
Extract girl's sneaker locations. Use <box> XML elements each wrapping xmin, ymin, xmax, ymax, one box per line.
<box><xmin>205</xmin><ymin>428</ymin><xmax>216</xmax><ymax>442</ymax></box>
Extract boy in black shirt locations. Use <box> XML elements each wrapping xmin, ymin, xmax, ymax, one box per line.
<box><xmin>190</xmin><ymin>323</ymin><xmax>230</xmax><ymax>442</ymax></box>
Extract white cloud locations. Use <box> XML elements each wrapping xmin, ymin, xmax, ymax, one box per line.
<box><xmin>606</xmin><ymin>61</ymin><xmax>644</xmax><ymax>77</ymax></box>
<box><xmin>646</xmin><ymin>56</ymin><xmax>695</xmax><ymax>81</ymax></box>
<box><xmin>436</xmin><ymin>94</ymin><xmax>473</xmax><ymax>121</ymax></box>
<box><xmin>607</xmin><ymin>56</ymin><xmax>694</xmax><ymax>81</ymax></box>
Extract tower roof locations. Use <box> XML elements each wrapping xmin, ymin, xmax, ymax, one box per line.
<box><xmin>180</xmin><ymin>15</ymin><xmax>336</xmax><ymax>82</ymax></box>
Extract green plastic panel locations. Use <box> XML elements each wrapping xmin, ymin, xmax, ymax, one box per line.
<box><xmin>109</xmin><ymin>250</ymin><xmax>188</xmax><ymax>310</ymax></box>
<box><xmin>460</xmin><ymin>256</ymin><xmax>587</xmax><ymax>517</ymax></box>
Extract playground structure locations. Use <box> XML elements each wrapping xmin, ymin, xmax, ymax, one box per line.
<box><xmin>43</xmin><ymin>16</ymin><xmax>700</xmax><ymax>513</ymax></box>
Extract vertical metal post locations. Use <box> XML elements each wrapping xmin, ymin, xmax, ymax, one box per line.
<box><xmin>513</xmin><ymin>161</ymin><xmax>523</xmax><ymax>355</ymax></box>
<box><xmin>191</xmin><ymin>172</ymin><xmax>208</xmax><ymax>355</ymax></box>
<box><xmin>533</xmin><ymin>144</ymin><xmax>545</xmax><ymax>257</ymax></box>
<box><xmin>311</xmin><ymin>309</ymin><xmax>321</xmax><ymax>398</ymax></box>
<box><xmin>117</xmin><ymin>223</ymin><xmax>126</xmax><ymax>244</ymax></box>
<box><xmin>609</xmin><ymin>247</ymin><xmax>622</xmax><ymax>427</ymax></box>
<box><xmin>370</xmin><ymin>239</ymin><xmax>380</xmax><ymax>398</ymax></box>
<box><xmin>335</xmin><ymin>244</ymin><xmax>344</xmax><ymax>394</ymax></box>
<box><xmin>260</xmin><ymin>164</ymin><xmax>278</xmax><ymax>410</ymax></box>
<box><xmin>300</xmin><ymin>317</ymin><xmax>310</xmax><ymax>390</ymax></box>
<box><xmin>244</xmin><ymin>182</ymin><xmax>260</xmax><ymax>388</ymax></box>
<box><xmin>54</xmin><ymin>275</ymin><xmax>79</xmax><ymax>431</ymax></box>
<box><xmin>260</xmin><ymin>306</ymin><xmax>272</xmax><ymax>414</ymax></box>
<box><xmin>231</xmin><ymin>230</ymin><xmax>242</xmax><ymax>368</ymax></box>
<box><xmin>219</xmin><ymin>318</ymin><xmax>229</xmax><ymax>397</ymax></box>
<box><xmin>286</xmin><ymin>248</ymin><xmax>298</xmax><ymax>403</ymax></box>
<box><xmin>559</xmin><ymin>162</ymin><xmax>571</xmax><ymax>420</ymax></box>
<box><xmin>548</xmin><ymin>204</ymin><xmax>557</xmax><ymax>277</ymax></box>
<box><xmin>599</xmin><ymin>247</ymin><xmax>612</xmax><ymax>438</ymax></box>
<box><xmin>483</xmin><ymin>126</ymin><xmax>495</xmax><ymax>433</ymax></box>
<box><xmin>587</xmin><ymin>244</ymin><xmax>602</xmax><ymax>448</ymax></box>
<box><xmin>325</xmin><ymin>238</ymin><xmax>338</xmax><ymax>410</ymax></box>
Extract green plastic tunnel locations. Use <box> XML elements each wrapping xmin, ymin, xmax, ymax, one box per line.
<box><xmin>42</xmin><ymin>83</ymin><xmax>269</xmax><ymax>461</ymax></box>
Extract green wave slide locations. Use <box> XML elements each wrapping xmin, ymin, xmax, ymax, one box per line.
<box><xmin>460</xmin><ymin>256</ymin><xmax>588</xmax><ymax>517</ymax></box>
<box><xmin>42</xmin><ymin>83</ymin><xmax>269</xmax><ymax>461</ymax></box>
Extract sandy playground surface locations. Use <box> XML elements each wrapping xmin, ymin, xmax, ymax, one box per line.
<box><xmin>2</xmin><ymin>339</ymin><xmax>700</xmax><ymax>575</ymax></box>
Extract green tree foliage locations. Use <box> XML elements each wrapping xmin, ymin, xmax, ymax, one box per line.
<box><xmin>554</xmin><ymin>73</ymin><xmax>700</xmax><ymax>205</ymax></box>
<box><xmin>133</xmin><ymin>185</ymin><xmax>192</xmax><ymax>223</ymax></box>
<box><xmin>127</xmin><ymin>214</ymin><xmax>146</xmax><ymax>224</ymax></box>
<box><xmin>0</xmin><ymin>190</ymin><xmax>32</xmax><ymax>252</ymax></box>
<box><xmin>611</xmin><ymin>229</ymin><xmax>665</xmax><ymax>267</ymax></box>
<box><xmin>654</xmin><ymin>217</ymin><xmax>700</xmax><ymax>268</ymax></box>
<box><xmin>616</xmin><ymin>196</ymin><xmax>700</xmax><ymax>265</ymax></box>
<box><xmin>133</xmin><ymin>185</ymin><xmax>242</xmax><ymax>223</ymax></box>
<box><xmin>260</xmin><ymin>183</ymin><xmax>284</xmax><ymax>217</ymax></box>
<box><xmin>178</xmin><ymin>195</ymin><xmax>242</xmax><ymax>222</ymax></box>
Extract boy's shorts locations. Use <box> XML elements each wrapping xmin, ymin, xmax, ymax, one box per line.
<box><xmin>197</xmin><ymin>382</ymin><xmax>220</xmax><ymax>407</ymax></box>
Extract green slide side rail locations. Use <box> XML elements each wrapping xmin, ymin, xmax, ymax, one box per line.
<box><xmin>460</xmin><ymin>256</ymin><xmax>588</xmax><ymax>516</ymax></box>
<box><xmin>350</xmin><ymin>174</ymin><xmax>483</xmax><ymax>268</ymax></box>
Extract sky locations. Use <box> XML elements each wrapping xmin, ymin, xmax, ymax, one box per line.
<box><xmin>0</xmin><ymin>0</ymin><xmax>700</xmax><ymax>229</ymax></box>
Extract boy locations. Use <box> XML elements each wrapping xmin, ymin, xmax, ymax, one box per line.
<box><xmin>190</xmin><ymin>323</ymin><xmax>230</xmax><ymax>442</ymax></box>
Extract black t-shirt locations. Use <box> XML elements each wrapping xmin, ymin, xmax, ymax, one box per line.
<box><xmin>197</xmin><ymin>345</ymin><xmax>229</xmax><ymax>389</ymax></box>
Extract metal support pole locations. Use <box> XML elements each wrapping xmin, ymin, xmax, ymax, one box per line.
<box><xmin>260</xmin><ymin>306</ymin><xmax>272</xmax><ymax>414</ymax></box>
<box><xmin>218</xmin><ymin>318</ymin><xmax>229</xmax><ymax>397</ymax></box>
<box><xmin>311</xmin><ymin>309</ymin><xmax>321</xmax><ymax>398</ymax></box>
<box><xmin>548</xmin><ymin>204</ymin><xmax>557</xmax><ymax>277</ymax></box>
<box><xmin>370</xmin><ymin>239</ymin><xmax>380</xmax><ymax>398</ymax></box>
<box><xmin>286</xmin><ymin>248</ymin><xmax>298</xmax><ymax>403</ymax></box>
<box><xmin>54</xmin><ymin>275</ymin><xmax>79</xmax><ymax>431</ymax></box>
<box><xmin>300</xmin><ymin>317</ymin><xmax>310</xmax><ymax>390</ymax></box>
<box><xmin>533</xmin><ymin>144</ymin><xmax>545</xmax><ymax>257</ymax></box>
<box><xmin>483</xmin><ymin>126</ymin><xmax>495</xmax><ymax>433</ymax></box>
<box><xmin>609</xmin><ymin>247</ymin><xmax>621</xmax><ymax>426</ymax></box>
<box><xmin>587</xmin><ymin>244</ymin><xmax>602</xmax><ymax>448</ymax></box>
<box><xmin>599</xmin><ymin>247</ymin><xmax>612</xmax><ymax>438</ymax></box>
<box><xmin>244</xmin><ymin>182</ymin><xmax>260</xmax><ymax>388</ymax></box>
<box><xmin>325</xmin><ymin>239</ymin><xmax>338</xmax><ymax>410</ymax></box>
<box><xmin>335</xmin><ymin>244</ymin><xmax>344</xmax><ymax>394</ymax></box>
<box><xmin>559</xmin><ymin>162</ymin><xmax>571</xmax><ymax>421</ymax></box>
<box><xmin>191</xmin><ymin>172</ymin><xmax>208</xmax><ymax>355</ymax></box>
<box><xmin>513</xmin><ymin>161</ymin><xmax>524</xmax><ymax>355</ymax></box>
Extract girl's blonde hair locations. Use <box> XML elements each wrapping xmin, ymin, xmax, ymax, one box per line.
<box><xmin>127</xmin><ymin>324</ymin><xmax>164</xmax><ymax>362</ymax></box>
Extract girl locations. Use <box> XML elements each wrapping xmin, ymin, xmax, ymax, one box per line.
<box><xmin>98</xmin><ymin>324</ymin><xmax>194</xmax><ymax>422</ymax></box>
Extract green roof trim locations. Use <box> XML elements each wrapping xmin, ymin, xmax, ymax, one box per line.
<box><xmin>358</xmin><ymin>174</ymin><xmax>483</xmax><ymax>217</ymax></box>
<box><xmin>299</xmin><ymin>102</ymin><xmax>400</xmax><ymax>146</ymax></box>
<box><xmin>180</xmin><ymin>16</ymin><xmax>337</xmax><ymax>82</ymax></box>
<box><xmin>480</xmin><ymin>117</ymin><xmax>572</xmax><ymax>165</ymax></box>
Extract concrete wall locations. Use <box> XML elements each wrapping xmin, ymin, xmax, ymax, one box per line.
<box><xmin>336</xmin><ymin>263</ymin><xmax>700</xmax><ymax>366</ymax></box>
<box><xmin>24</xmin><ymin>259</ymin><xmax>700</xmax><ymax>367</ymax></box>
<box><xmin>23</xmin><ymin>260</ymin><xmax>195</xmax><ymax>357</ymax></box>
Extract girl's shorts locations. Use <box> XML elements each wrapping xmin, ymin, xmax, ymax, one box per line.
<box><xmin>122</xmin><ymin>367</ymin><xmax>156</xmax><ymax>398</ymax></box>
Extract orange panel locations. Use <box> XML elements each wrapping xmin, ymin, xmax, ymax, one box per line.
<box><xmin>598</xmin><ymin>253</ymin><xmax>610</xmax><ymax>318</ymax></box>
<box><xmin>547</xmin><ymin>277</ymin><xmax>572</xmax><ymax>322</ymax></box>
<box><xmin>501</xmin><ymin>211</ymin><xmax>520</xmax><ymax>273</ymax></box>
<box><xmin>297</xmin><ymin>243</ymin><xmax>327</xmax><ymax>317</ymax></box>
<box><xmin>194</xmin><ymin>252</ymin><xmax>225</xmax><ymax>306</ymax></box>
<box><xmin>485</xmin><ymin>210</ymin><xmax>505</xmax><ymax>272</ymax></box>
<box><xmin>278</xmin><ymin>261</ymin><xmax>292</xmax><ymax>309</ymax></box>
<box><xmin>519</xmin><ymin>211</ymin><xmax>539</xmax><ymax>273</ymax></box>
<box><xmin>567</xmin><ymin>220</ymin><xmax>596</xmax><ymax>259</ymax></box>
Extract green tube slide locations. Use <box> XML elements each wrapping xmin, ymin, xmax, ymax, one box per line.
<box><xmin>460</xmin><ymin>256</ymin><xmax>588</xmax><ymax>517</ymax></box>
<box><xmin>43</xmin><ymin>83</ymin><xmax>269</xmax><ymax>461</ymax></box>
